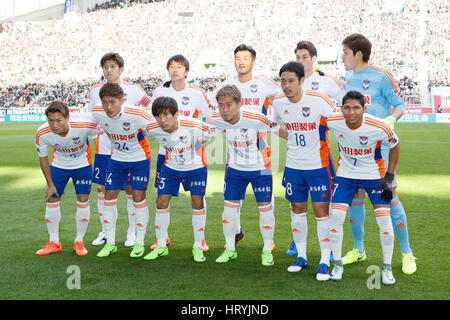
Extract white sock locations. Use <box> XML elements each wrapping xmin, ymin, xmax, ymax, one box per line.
<box><xmin>155</xmin><ymin>207</ymin><xmax>170</xmax><ymax>248</ymax></box>
<box><xmin>235</xmin><ymin>199</ymin><xmax>242</xmax><ymax>233</ymax></box>
<box><xmin>45</xmin><ymin>202</ymin><xmax>61</xmax><ymax>243</ymax></box>
<box><xmin>291</xmin><ymin>208</ymin><xmax>308</xmax><ymax>259</ymax></box>
<box><xmin>134</xmin><ymin>199</ymin><xmax>149</xmax><ymax>246</ymax></box>
<box><xmin>127</xmin><ymin>195</ymin><xmax>136</xmax><ymax>234</ymax></box>
<box><xmin>103</xmin><ymin>199</ymin><xmax>118</xmax><ymax>245</ymax></box>
<box><xmin>223</xmin><ymin>200</ymin><xmax>239</xmax><ymax>251</ymax></box>
<box><xmin>375</xmin><ymin>208</ymin><xmax>394</xmax><ymax>265</ymax></box>
<box><xmin>329</xmin><ymin>203</ymin><xmax>349</xmax><ymax>262</ymax></box>
<box><xmin>316</xmin><ymin>215</ymin><xmax>331</xmax><ymax>265</ymax></box>
<box><xmin>97</xmin><ymin>192</ymin><xmax>105</xmax><ymax>233</ymax></box>
<box><xmin>258</xmin><ymin>203</ymin><xmax>275</xmax><ymax>252</ymax></box>
<box><xmin>192</xmin><ymin>208</ymin><xmax>206</xmax><ymax>248</ymax></box>
<box><xmin>75</xmin><ymin>201</ymin><xmax>90</xmax><ymax>243</ymax></box>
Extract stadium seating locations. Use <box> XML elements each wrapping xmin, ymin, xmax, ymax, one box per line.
<box><xmin>0</xmin><ymin>0</ymin><xmax>447</xmax><ymax>108</ymax></box>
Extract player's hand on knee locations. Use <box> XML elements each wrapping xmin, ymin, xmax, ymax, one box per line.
<box><xmin>377</xmin><ymin>172</ymin><xmax>394</xmax><ymax>202</ymax></box>
<box><xmin>45</xmin><ymin>185</ymin><xmax>59</xmax><ymax>201</ymax></box>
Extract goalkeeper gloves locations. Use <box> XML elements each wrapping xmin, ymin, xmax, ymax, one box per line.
<box><xmin>383</xmin><ymin>115</ymin><xmax>396</xmax><ymax>130</ymax></box>
<box><xmin>377</xmin><ymin>172</ymin><xmax>395</xmax><ymax>202</ymax></box>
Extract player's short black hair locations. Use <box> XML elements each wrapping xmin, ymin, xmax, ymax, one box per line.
<box><xmin>152</xmin><ymin>96</ymin><xmax>179</xmax><ymax>117</ymax></box>
<box><xmin>295</xmin><ymin>40</ymin><xmax>317</xmax><ymax>58</ymax></box>
<box><xmin>234</xmin><ymin>44</ymin><xmax>256</xmax><ymax>60</ymax></box>
<box><xmin>45</xmin><ymin>100</ymin><xmax>69</xmax><ymax>117</ymax></box>
<box><xmin>100</xmin><ymin>52</ymin><xmax>125</xmax><ymax>68</ymax></box>
<box><xmin>99</xmin><ymin>83</ymin><xmax>124</xmax><ymax>100</ymax></box>
<box><xmin>342</xmin><ymin>90</ymin><xmax>365</xmax><ymax>107</ymax></box>
<box><xmin>342</xmin><ymin>33</ymin><xmax>372</xmax><ymax>62</ymax></box>
<box><xmin>279</xmin><ymin>61</ymin><xmax>305</xmax><ymax>81</ymax></box>
<box><xmin>216</xmin><ymin>85</ymin><xmax>242</xmax><ymax>105</ymax></box>
<box><xmin>166</xmin><ymin>54</ymin><xmax>190</xmax><ymax>71</ymax></box>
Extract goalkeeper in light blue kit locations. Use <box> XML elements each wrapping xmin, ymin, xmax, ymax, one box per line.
<box><xmin>340</xmin><ymin>33</ymin><xmax>416</xmax><ymax>275</ymax></box>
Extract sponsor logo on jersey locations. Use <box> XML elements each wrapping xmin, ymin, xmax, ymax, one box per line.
<box><xmin>363</xmin><ymin>80</ymin><xmax>370</xmax><ymax>90</ymax></box>
<box><xmin>364</xmin><ymin>95</ymin><xmax>371</xmax><ymax>105</ymax></box>
<box><xmin>302</xmin><ymin>107</ymin><xmax>311</xmax><ymax>117</ymax></box>
<box><xmin>73</xmin><ymin>137</ymin><xmax>81</xmax><ymax>144</ymax></box>
<box><xmin>250</xmin><ymin>84</ymin><xmax>258</xmax><ymax>93</ymax></box>
<box><xmin>359</xmin><ymin>136</ymin><xmax>368</xmax><ymax>145</ymax></box>
<box><xmin>122</xmin><ymin>122</ymin><xmax>131</xmax><ymax>131</ymax></box>
<box><xmin>285</xmin><ymin>122</ymin><xmax>317</xmax><ymax>131</ymax></box>
<box><xmin>311</xmin><ymin>81</ymin><xmax>319</xmax><ymax>90</ymax></box>
<box><xmin>182</xmin><ymin>96</ymin><xmax>190</xmax><ymax>105</ymax></box>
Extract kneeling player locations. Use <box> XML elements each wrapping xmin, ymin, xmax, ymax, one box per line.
<box><xmin>91</xmin><ymin>83</ymin><xmax>153</xmax><ymax>258</ymax></box>
<box><xmin>35</xmin><ymin>101</ymin><xmax>98</xmax><ymax>256</ymax></box>
<box><xmin>212</xmin><ymin>85</ymin><xmax>279</xmax><ymax>266</ymax></box>
<box><xmin>326</xmin><ymin>90</ymin><xmax>399</xmax><ymax>285</ymax></box>
<box><xmin>144</xmin><ymin>97</ymin><xmax>210</xmax><ymax>262</ymax></box>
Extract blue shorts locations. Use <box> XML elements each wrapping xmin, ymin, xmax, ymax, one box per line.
<box><xmin>158</xmin><ymin>165</ymin><xmax>207</xmax><ymax>197</ymax></box>
<box><xmin>283</xmin><ymin>166</ymin><xmax>333</xmax><ymax>203</ymax></box>
<box><xmin>105</xmin><ymin>159</ymin><xmax>150</xmax><ymax>191</ymax></box>
<box><xmin>224</xmin><ymin>167</ymin><xmax>272</xmax><ymax>202</ymax></box>
<box><xmin>332</xmin><ymin>176</ymin><xmax>391</xmax><ymax>205</ymax></box>
<box><xmin>93</xmin><ymin>153</ymin><xmax>129</xmax><ymax>189</ymax></box>
<box><xmin>50</xmin><ymin>165</ymin><xmax>92</xmax><ymax>198</ymax></box>
<box><xmin>154</xmin><ymin>153</ymin><xmax>190</xmax><ymax>191</ymax></box>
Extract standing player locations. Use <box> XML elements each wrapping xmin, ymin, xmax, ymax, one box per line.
<box><xmin>340</xmin><ymin>33</ymin><xmax>416</xmax><ymax>274</ymax></box>
<box><xmin>144</xmin><ymin>97</ymin><xmax>210</xmax><ymax>263</ymax></box>
<box><xmin>271</xmin><ymin>61</ymin><xmax>335</xmax><ymax>281</ymax></box>
<box><xmin>91</xmin><ymin>83</ymin><xmax>153</xmax><ymax>258</ymax></box>
<box><xmin>150</xmin><ymin>54</ymin><xmax>213</xmax><ymax>252</ymax></box>
<box><xmin>89</xmin><ymin>53</ymin><xmax>151</xmax><ymax>248</ymax></box>
<box><xmin>326</xmin><ymin>90</ymin><xmax>399</xmax><ymax>285</ymax></box>
<box><xmin>295</xmin><ymin>40</ymin><xmax>346</xmax><ymax>107</ymax></box>
<box><xmin>208</xmin><ymin>44</ymin><xmax>283</xmax><ymax>245</ymax></box>
<box><xmin>35</xmin><ymin>101</ymin><xmax>98</xmax><ymax>256</ymax></box>
<box><xmin>212</xmin><ymin>85</ymin><xmax>279</xmax><ymax>266</ymax></box>
<box><xmin>286</xmin><ymin>40</ymin><xmax>346</xmax><ymax>257</ymax></box>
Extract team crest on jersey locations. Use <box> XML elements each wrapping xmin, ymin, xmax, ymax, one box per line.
<box><xmin>311</xmin><ymin>81</ymin><xmax>319</xmax><ymax>90</ymax></box>
<box><xmin>182</xmin><ymin>96</ymin><xmax>190</xmax><ymax>105</ymax></box>
<box><xmin>302</xmin><ymin>107</ymin><xmax>310</xmax><ymax>117</ymax></box>
<box><xmin>179</xmin><ymin>135</ymin><xmax>188</xmax><ymax>144</ymax></box>
<box><xmin>122</xmin><ymin>122</ymin><xmax>131</xmax><ymax>131</ymax></box>
<box><xmin>363</xmin><ymin>80</ymin><xmax>370</xmax><ymax>90</ymax></box>
<box><xmin>123</xmin><ymin>93</ymin><xmax>128</xmax><ymax>101</ymax></box>
<box><xmin>162</xmin><ymin>138</ymin><xmax>167</xmax><ymax>143</ymax></box>
<box><xmin>359</xmin><ymin>136</ymin><xmax>368</xmax><ymax>145</ymax></box>
<box><xmin>250</xmin><ymin>84</ymin><xmax>258</xmax><ymax>93</ymax></box>
<box><xmin>72</xmin><ymin>137</ymin><xmax>80</xmax><ymax>144</ymax></box>
<box><xmin>240</xmin><ymin>129</ymin><xmax>249</xmax><ymax>137</ymax></box>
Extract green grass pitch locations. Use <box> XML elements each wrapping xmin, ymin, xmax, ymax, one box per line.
<box><xmin>0</xmin><ymin>122</ymin><xmax>449</xmax><ymax>300</ymax></box>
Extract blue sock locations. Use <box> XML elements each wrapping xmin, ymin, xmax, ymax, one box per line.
<box><xmin>390</xmin><ymin>196</ymin><xmax>412</xmax><ymax>255</ymax></box>
<box><xmin>348</xmin><ymin>198</ymin><xmax>366</xmax><ymax>253</ymax></box>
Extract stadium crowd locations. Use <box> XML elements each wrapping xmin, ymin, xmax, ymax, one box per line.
<box><xmin>0</xmin><ymin>0</ymin><xmax>447</xmax><ymax>108</ymax></box>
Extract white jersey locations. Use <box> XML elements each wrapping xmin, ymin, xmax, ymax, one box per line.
<box><xmin>91</xmin><ymin>105</ymin><xmax>152</xmax><ymax>162</ymax></box>
<box><xmin>146</xmin><ymin>116</ymin><xmax>209</xmax><ymax>171</ymax></box>
<box><xmin>35</xmin><ymin>115</ymin><xmax>98</xmax><ymax>169</ymax></box>
<box><xmin>271</xmin><ymin>90</ymin><xmax>335</xmax><ymax>170</ymax></box>
<box><xmin>208</xmin><ymin>75</ymin><xmax>282</xmax><ymax>115</ymax></box>
<box><xmin>302</xmin><ymin>72</ymin><xmax>346</xmax><ymax>107</ymax></box>
<box><xmin>88</xmin><ymin>80</ymin><xmax>151</xmax><ymax>155</ymax></box>
<box><xmin>151</xmin><ymin>84</ymin><xmax>214</xmax><ymax>156</ymax></box>
<box><xmin>326</xmin><ymin>113</ymin><xmax>399</xmax><ymax>180</ymax></box>
<box><xmin>212</xmin><ymin>107</ymin><xmax>278</xmax><ymax>171</ymax></box>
